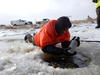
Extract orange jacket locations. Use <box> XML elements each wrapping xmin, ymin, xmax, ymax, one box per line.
<box><xmin>34</xmin><ymin>20</ymin><xmax>70</xmax><ymax>48</ymax></box>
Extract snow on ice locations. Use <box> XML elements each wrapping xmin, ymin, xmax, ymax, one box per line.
<box><xmin>0</xmin><ymin>22</ymin><xmax>100</xmax><ymax>75</ymax></box>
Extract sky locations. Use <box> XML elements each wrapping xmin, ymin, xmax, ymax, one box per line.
<box><xmin>0</xmin><ymin>0</ymin><xmax>96</xmax><ymax>24</ymax></box>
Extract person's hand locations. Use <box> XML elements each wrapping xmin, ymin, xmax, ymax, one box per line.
<box><xmin>72</xmin><ymin>36</ymin><xmax>76</xmax><ymax>40</ymax></box>
<box><xmin>63</xmin><ymin>47</ymin><xmax>77</xmax><ymax>56</ymax></box>
<box><xmin>76</xmin><ymin>37</ymin><xmax>80</xmax><ymax>47</ymax></box>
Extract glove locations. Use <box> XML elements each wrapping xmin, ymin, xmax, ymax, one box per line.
<box><xmin>72</xmin><ymin>36</ymin><xmax>80</xmax><ymax>47</ymax></box>
<box><xmin>76</xmin><ymin>37</ymin><xmax>80</xmax><ymax>47</ymax></box>
<box><xmin>63</xmin><ymin>47</ymin><xmax>77</xmax><ymax>56</ymax></box>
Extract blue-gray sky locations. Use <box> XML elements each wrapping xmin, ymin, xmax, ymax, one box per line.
<box><xmin>0</xmin><ymin>0</ymin><xmax>96</xmax><ymax>24</ymax></box>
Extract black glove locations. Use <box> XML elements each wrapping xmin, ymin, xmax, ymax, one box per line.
<box><xmin>63</xmin><ymin>47</ymin><xmax>77</xmax><ymax>56</ymax></box>
<box><xmin>72</xmin><ymin>36</ymin><xmax>76</xmax><ymax>40</ymax></box>
<box><xmin>76</xmin><ymin>37</ymin><xmax>80</xmax><ymax>47</ymax></box>
<box><xmin>61</xmin><ymin>41</ymin><xmax>71</xmax><ymax>48</ymax></box>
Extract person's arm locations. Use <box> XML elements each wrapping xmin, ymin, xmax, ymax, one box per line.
<box><xmin>61</xmin><ymin>37</ymin><xmax>80</xmax><ymax>48</ymax></box>
<box><xmin>42</xmin><ymin>45</ymin><xmax>64</xmax><ymax>55</ymax></box>
<box><xmin>42</xmin><ymin>45</ymin><xmax>76</xmax><ymax>56</ymax></box>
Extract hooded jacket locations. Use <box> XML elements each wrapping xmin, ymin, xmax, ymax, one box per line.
<box><xmin>34</xmin><ymin>20</ymin><xmax>70</xmax><ymax>48</ymax></box>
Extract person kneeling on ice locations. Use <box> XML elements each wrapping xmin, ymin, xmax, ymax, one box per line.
<box><xmin>32</xmin><ymin>16</ymin><xmax>80</xmax><ymax>57</ymax></box>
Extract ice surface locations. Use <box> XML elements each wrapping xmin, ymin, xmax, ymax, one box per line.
<box><xmin>0</xmin><ymin>23</ymin><xmax>100</xmax><ymax>75</ymax></box>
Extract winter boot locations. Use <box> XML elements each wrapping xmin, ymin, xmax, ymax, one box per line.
<box><xmin>24</xmin><ymin>34</ymin><xmax>35</xmax><ymax>45</ymax></box>
<box><xmin>95</xmin><ymin>25</ymin><xmax>100</xmax><ymax>28</ymax></box>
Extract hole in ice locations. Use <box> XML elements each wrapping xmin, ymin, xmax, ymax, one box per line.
<box><xmin>41</xmin><ymin>52</ymin><xmax>91</xmax><ymax>69</ymax></box>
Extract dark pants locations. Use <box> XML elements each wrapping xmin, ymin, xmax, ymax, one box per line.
<box><xmin>42</xmin><ymin>41</ymin><xmax>70</xmax><ymax>55</ymax></box>
<box><xmin>96</xmin><ymin>6</ymin><xmax>100</xmax><ymax>27</ymax></box>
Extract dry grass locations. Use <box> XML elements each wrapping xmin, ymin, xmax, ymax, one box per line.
<box><xmin>0</xmin><ymin>18</ymin><xmax>96</xmax><ymax>29</ymax></box>
<box><xmin>71</xmin><ymin>18</ymin><xmax>96</xmax><ymax>24</ymax></box>
<box><xmin>0</xmin><ymin>25</ymin><xmax>34</xmax><ymax>29</ymax></box>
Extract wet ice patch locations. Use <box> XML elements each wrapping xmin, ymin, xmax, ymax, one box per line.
<box><xmin>0</xmin><ymin>40</ymin><xmax>34</xmax><ymax>54</ymax></box>
<box><xmin>73</xmin><ymin>53</ymin><xmax>91</xmax><ymax>68</ymax></box>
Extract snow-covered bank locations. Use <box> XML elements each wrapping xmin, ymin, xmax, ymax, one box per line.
<box><xmin>0</xmin><ymin>22</ymin><xmax>100</xmax><ymax>75</ymax></box>
<box><xmin>0</xmin><ymin>28</ymin><xmax>36</xmax><ymax>40</ymax></box>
